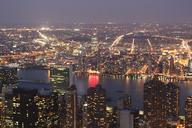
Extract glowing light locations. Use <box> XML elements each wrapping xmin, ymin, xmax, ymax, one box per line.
<box><xmin>131</xmin><ymin>38</ymin><xmax>135</xmax><ymax>54</ymax></box>
<box><xmin>88</xmin><ymin>75</ymin><xmax>99</xmax><ymax>87</ymax></box>
<box><xmin>87</xmin><ymin>69</ymin><xmax>100</xmax><ymax>74</ymax></box>
<box><xmin>109</xmin><ymin>32</ymin><xmax>133</xmax><ymax>50</ymax></box>
<box><xmin>147</xmin><ymin>39</ymin><xmax>153</xmax><ymax>51</ymax></box>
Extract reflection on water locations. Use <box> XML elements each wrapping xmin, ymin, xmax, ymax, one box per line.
<box><xmin>75</xmin><ymin>75</ymin><xmax>192</xmax><ymax>115</ymax></box>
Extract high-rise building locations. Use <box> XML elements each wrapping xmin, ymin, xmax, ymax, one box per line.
<box><xmin>12</xmin><ymin>89</ymin><xmax>38</xmax><ymax>128</ymax></box>
<box><xmin>106</xmin><ymin>106</ymin><xmax>119</xmax><ymax>128</ymax></box>
<box><xmin>0</xmin><ymin>66</ymin><xmax>17</xmax><ymax>92</ymax></box>
<box><xmin>166</xmin><ymin>82</ymin><xmax>179</xmax><ymax>118</ymax></box>
<box><xmin>86</xmin><ymin>85</ymin><xmax>106</xmax><ymax>128</ymax></box>
<box><xmin>132</xmin><ymin>110</ymin><xmax>144</xmax><ymax>128</ymax></box>
<box><xmin>0</xmin><ymin>66</ymin><xmax>18</xmax><ymax>128</ymax></box>
<box><xmin>12</xmin><ymin>88</ymin><xmax>59</xmax><ymax>128</ymax></box>
<box><xmin>50</xmin><ymin>66</ymin><xmax>70</xmax><ymax>93</ymax></box>
<box><xmin>65</xmin><ymin>85</ymin><xmax>77</xmax><ymax>128</ymax></box>
<box><xmin>144</xmin><ymin>79</ymin><xmax>179</xmax><ymax>128</ymax></box>
<box><xmin>144</xmin><ymin>79</ymin><xmax>167</xmax><ymax>127</ymax></box>
<box><xmin>12</xmin><ymin>65</ymin><xmax>59</xmax><ymax>128</ymax></box>
<box><xmin>58</xmin><ymin>94</ymin><xmax>67</xmax><ymax>127</ymax></box>
<box><xmin>185</xmin><ymin>96</ymin><xmax>192</xmax><ymax>128</ymax></box>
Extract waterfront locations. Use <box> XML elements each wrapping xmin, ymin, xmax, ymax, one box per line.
<box><xmin>75</xmin><ymin>75</ymin><xmax>192</xmax><ymax>115</ymax></box>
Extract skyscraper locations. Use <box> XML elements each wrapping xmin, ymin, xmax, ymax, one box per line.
<box><xmin>0</xmin><ymin>66</ymin><xmax>17</xmax><ymax>92</ymax></box>
<box><xmin>144</xmin><ymin>79</ymin><xmax>179</xmax><ymax>128</ymax></box>
<box><xmin>65</xmin><ymin>85</ymin><xmax>77</xmax><ymax>128</ymax></box>
<box><xmin>12</xmin><ymin>65</ymin><xmax>59</xmax><ymax>128</ymax></box>
<box><xmin>12</xmin><ymin>89</ymin><xmax>38</xmax><ymax>128</ymax></box>
<box><xmin>50</xmin><ymin>66</ymin><xmax>70</xmax><ymax>93</ymax></box>
<box><xmin>185</xmin><ymin>96</ymin><xmax>192</xmax><ymax>128</ymax></box>
<box><xmin>86</xmin><ymin>85</ymin><xmax>106</xmax><ymax>128</ymax></box>
<box><xmin>166</xmin><ymin>82</ymin><xmax>179</xmax><ymax>118</ymax></box>
<box><xmin>106</xmin><ymin>107</ymin><xmax>118</xmax><ymax>128</ymax></box>
<box><xmin>12</xmin><ymin>88</ymin><xmax>59</xmax><ymax>128</ymax></box>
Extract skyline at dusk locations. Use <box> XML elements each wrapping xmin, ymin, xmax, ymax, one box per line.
<box><xmin>1</xmin><ymin>0</ymin><xmax>192</xmax><ymax>128</ymax></box>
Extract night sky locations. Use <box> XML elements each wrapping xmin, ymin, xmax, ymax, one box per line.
<box><xmin>0</xmin><ymin>0</ymin><xmax>192</xmax><ymax>24</ymax></box>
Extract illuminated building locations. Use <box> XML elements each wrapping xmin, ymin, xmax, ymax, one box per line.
<box><xmin>86</xmin><ymin>85</ymin><xmax>106</xmax><ymax>128</ymax></box>
<box><xmin>50</xmin><ymin>66</ymin><xmax>70</xmax><ymax>93</ymax></box>
<box><xmin>12</xmin><ymin>65</ymin><xmax>59</xmax><ymax>128</ymax></box>
<box><xmin>58</xmin><ymin>94</ymin><xmax>66</xmax><ymax>127</ymax></box>
<box><xmin>185</xmin><ymin>96</ymin><xmax>192</xmax><ymax>128</ymax></box>
<box><xmin>117</xmin><ymin>94</ymin><xmax>131</xmax><ymax>109</ymax></box>
<box><xmin>0</xmin><ymin>66</ymin><xmax>18</xmax><ymax>128</ymax></box>
<box><xmin>0</xmin><ymin>66</ymin><xmax>18</xmax><ymax>92</ymax></box>
<box><xmin>65</xmin><ymin>85</ymin><xmax>77</xmax><ymax>128</ymax></box>
<box><xmin>3</xmin><ymin>89</ymin><xmax>14</xmax><ymax>128</ymax></box>
<box><xmin>12</xmin><ymin>89</ymin><xmax>38</xmax><ymax>128</ymax></box>
<box><xmin>166</xmin><ymin>82</ymin><xmax>179</xmax><ymax>118</ymax></box>
<box><xmin>144</xmin><ymin>79</ymin><xmax>179</xmax><ymax>128</ymax></box>
<box><xmin>106</xmin><ymin>107</ymin><xmax>118</xmax><ymax>128</ymax></box>
<box><xmin>132</xmin><ymin>110</ymin><xmax>144</xmax><ymax>128</ymax></box>
<box><xmin>12</xmin><ymin>88</ymin><xmax>59</xmax><ymax>128</ymax></box>
<box><xmin>78</xmin><ymin>95</ymin><xmax>86</xmax><ymax>127</ymax></box>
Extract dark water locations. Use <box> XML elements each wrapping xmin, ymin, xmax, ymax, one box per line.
<box><xmin>75</xmin><ymin>75</ymin><xmax>192</xmax><ymax>116</ymax></box>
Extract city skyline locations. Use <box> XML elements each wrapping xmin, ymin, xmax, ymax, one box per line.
<box><xmin>1</xmin><ymin>0</ymin><xmax>192</xmax><ymax>127</ymax></box>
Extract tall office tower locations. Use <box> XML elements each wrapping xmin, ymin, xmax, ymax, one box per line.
<box><xmin>132</xmin><ymin>110</ymin><xmax>144</xmax><ymax>128</ymax></box>
<box><xmin>166</xmin><ymin>82</ymin><xmax>179</xmax><ymax>118</ymax></box>
<box><xmin>144</xmin><ymin>79</ymin><xmax>180</xmax><ymax>128</ymax></box>
<box><xmin>50</xmin><ymin>66</ymin><xmax>70</xmax><ymax>93</ymax></box>
<box><xmin>0</xmin><ymin>66</ymin><xmax>18</xmax><ymax>92</ymax></box>
<box><xmin>12</xmin><ymin>89</ymin><xmax>38</xmax><ymax>128</ymax></box>
<box><xmin>12</xmin><ymin>65</ymin><xmax>59</xmax><ymax>128</ymax></box>
<box><xmin>185</xmin><ymin>96</ymin><xmax>192</xmax><ymax>128</ymax></box>
<box><xmin>86</xmin><ymin>85</ymin><xmax>106</xmax><ymax>128</ymax></box>
<box><xmin>79</xmin><ymin>95</ymin><xmax>87</xmax><ymax>128</ymax></box>
<box><xmin>106</xmin><ymin>107</ymin><xmax>119</xmax><ymax>128</ymax></box>
<box><xmin>65</xmin><ymin>85</ymin><xmax>77</xmax><ymax>128</ymax></box>
<box><xmin>3</xmin><ymin>89</ymin><xmax>14</xmax><ymax>128</ymax></box>
<box><xmin>0</xmin><ymin>66</ymin><xmax>18</xmax><ymax>128</ymax></box>
<box><xmin>144</xmin><ymin>79</ymin><xmax>166</xmax><ymax>128</ymax></box>
<box><xmin>58</xmin><ymin>94</ymin><xmax>66</xmax><ymax>127</ymax></box>
<box><xmin>119</xmin><ymin>110</ymin><xmax>134</xmax><ymax>128</ymax></box>
<box><xmin>12</xmin><ymin>88</ymin><xmax>59</xmax><ymax>128</ymax></box>
<box><xmin>117</xmin><ymin>94</ymin><xmax>131</xmax><ymax>109</ymax></box>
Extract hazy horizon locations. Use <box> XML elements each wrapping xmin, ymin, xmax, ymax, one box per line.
<box><xmin>0</xmin><ymin>0</ymin><xmax>192</xmax><ymax>25</ymax></box>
